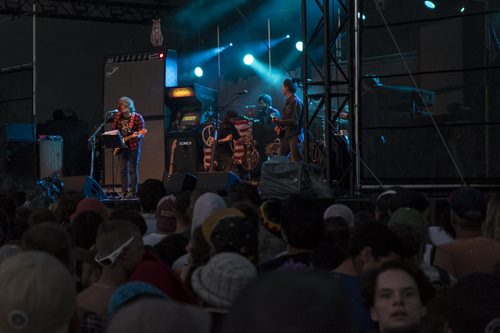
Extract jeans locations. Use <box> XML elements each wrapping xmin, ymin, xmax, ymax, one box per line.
<box><xmin>279</xmin><ymin>134</ymin><xmax>302</xmax><ymax>161</ymax></box>
<box><xmin>118</xmin><ymin>146</ymin><xmax>140</xmax><ymax>193</ymax></box>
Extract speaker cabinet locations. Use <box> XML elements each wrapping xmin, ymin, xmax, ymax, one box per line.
<box><xmin>165</xmin><ymin>173</ymin><xmax>198</xmax><ymax>194</ymax></box>
<box><xmin>38</xmin><ymin>120</ymin><xmax>89</xmax><ymax>176</ymax></box>
<box><xmin>195</xmin><ymin>171</ymin><xmax>242</xmax><ymax>196</ymax></box>
<box><xmin>103</xmin><ymin>119</ymin><xmax>166</xmax><ymax>185</ymax></box>
<box><xmin>38</xmin><ymin>137</ymin><xmax>63</xmax><ymax>178</ymax></box>
<box><xmin>103</xmin><ymin>50</ymin><xmax>177</xmax><ymax>117</ymax></box>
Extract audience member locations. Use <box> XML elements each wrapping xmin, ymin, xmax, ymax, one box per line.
<box><xmin>21</xmin><ymin>222</ymin><xmax>73</xmax><ymax>271</ymax></box>
<box><xmin>154</xmin><ymin>233</ymin><xmax>189</xmax><ymax>267</ymax></box>
<box><xmin>70</xmin><ymin>198</ymin><xmax>109</xmax><ymax>223</ymax></box>
<box><xmin>332</xmin><ymin>222</ymin><xmax>402</xmax><ymax>333</ymax></box>
<box><xmin>0</xmin><ymin>208</ymin><xmax>9</xmax><ymax>246</ymax></box>
<box><xmin>130</xmin><ymin>246</ymin><xmax>198</xmax><ymax>304</ymax></box>
<box><xmin>374</xmin><ymin>189</ymin><xmax>397</xmax><ymax>224</ymax></box>
<box><xmin>52</xmin><ymin>190</ymin><xmax>82</xmax><ymax>226</ymax></box>
<box><xmin>77</xmin><ymin>221</ymin><xmax>144</xmax><ymax>328</ymax></box>
<box><xmin>446</xmin><ymin>273</ymin><xmax>500</xmax><ymax>333</ymax></box>
<box><xmin>172</xmin><ymin>192</ymin><xmax>227</xmax><ymax>274</ymax></box>
<box><xmin>222</xmin><ymin>271</ymin><xmax>355</xmax><ymax>333</ymax></box>
<box><xmin>70</xmin><ymin>210</ymin><xmax>103</xmax><ymax>250</ymax></box>
<box><xmin>206</xmin><ymin>213</ymin><xmax>259</xmax><ymax>265</ymax></box>
<box><xmin>388</xmin><ymin>207</ymin><xmax>454</xmax><ymax>286</ymax></box>
<box><xmin>433</xmin><ymin>187</ymin><xmax>500</xmax><ymax>278</ymax></box>
<box><xmin>258</xmin><ymin>199</ymin><xmax>286</xmax><ymax>264</ymax></box>
<box><xmin>191</xmin><ymin>252</ymin><xmax>257</xmax><ymax>331</ymax></box>
<box><xmin>109</xmin><ymin>209</ymin><xmax>148</xmax><ymax>236</ymax></box>
<box><xmin>323</xmin><ymin>203</ymin><xmax>354</xmax><ymax>228</ymax></box>
<box><xmin>0</xmin><ymin>251</ymin><xmax>77</xmax><ymax>333</ymax></box>
<box><xmin>311</xmin><ymin>216</ymin><xmax>350</xmax><ymax>271</ymax></box>
<box><xmin>173</xmin><ymin>190</ymin><xmax>192</xmax><ymax>239</ymax></box>
<box><xmin>142</xmin><ymin>195</ymin><xmax>176</xmax><ymax>246</ymax></box>
<box><xmin>27</xmin><ymin>207</ymin><xmax>57</xmax><ymax>225</ymax></box>
<box><xmin>228</xmin><ymin>183</ymin><xmax>261</xmax><ymax>207</ymax></box>
<box><xmin>260</xmin><ymin>195</ymin><xmax>324</xmax><ymax>272</ymax></box>
<box><xmin>363</xmin><ymin>259</ymin><xmax>435</xmax><ymax>333</ymax></box>
<box><xmin>482</xmin><ymin>191</ymin><xmax>500</xmax><ymax>241</ymax></box>
<box><xmin>107</xmin><ymin>293</ymin><xmax>211</xmax><ymax>333</ymax></box>
<box><xmin>388</xmin><ymin>188</ymin><xmax>430</xmax><ymax>217</ymax></box>
<box><xmin>136</xmin><ymin>179</ymin><xmax>167</xmax><ymax>234</ymax></box>
<box><xmin>0</xmin><ymin>194</ymin><xmax>17</xmax><ymax>225</ymax></box>
<box><xmin>191</xmin><ymin>192</ymin><xmax>227</xmax><ymax>235</ymax></box>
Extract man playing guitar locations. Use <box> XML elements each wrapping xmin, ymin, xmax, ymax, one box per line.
<box><xmin>112</xmin><ymin>96</ymin><xmax>145</xmax><ymax>197</ymax></box>
<box><xmin>273</xmin><ymin>79</ymin><xmax>303</xmax><ymax>161</ymax></box>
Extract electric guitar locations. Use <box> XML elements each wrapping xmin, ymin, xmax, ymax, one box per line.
<box><xmin>113</xmin><ymin>129</ymin><xmax>148</xmax><ymax>155</ymax></box>
<box><xmin>271</xmin><ymin>116</ymin><xmax>284</xmax><ymax>139</ymax></box>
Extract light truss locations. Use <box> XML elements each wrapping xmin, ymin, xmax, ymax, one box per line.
<box><xmin>301</xmin><ymin>0</ymin><xmax>360</xmax><ymax>195</ymax></box>
<box><xmin>0</xmin><ymin>0</ymin><xmax>174</xmax><ymax>24</ymax></box>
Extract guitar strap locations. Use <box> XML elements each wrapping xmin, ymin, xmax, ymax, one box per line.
<box><xmin>127</xmin><ymin>113</ymin><xmax>136</xmax><ymax>132</ymax></box>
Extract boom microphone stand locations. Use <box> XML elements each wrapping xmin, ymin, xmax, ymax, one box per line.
<box><xmin>88</xmin><ymin>111</ymin><xmax>115</xmax><ymax>179</ymax></box>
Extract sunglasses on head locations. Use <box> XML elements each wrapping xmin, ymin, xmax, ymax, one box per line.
<box><xmin>94</xmin><ymin>237</ymin><xmax>134</xmax><ymax>266</ymax></box>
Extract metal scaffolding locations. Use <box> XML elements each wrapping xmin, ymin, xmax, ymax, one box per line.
<box><xmin>0</xmin><ymin>0</ymin><xmax>174</xmax><ymax>24</ymax></box>
<box><xmin>301</xmin><ymin>0</ymin><xmax>360</xmax><ymax>196</ymax></box>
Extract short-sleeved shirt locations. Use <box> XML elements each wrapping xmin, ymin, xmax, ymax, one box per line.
<box><xmin>216</xmin><ymin>123</ymin><xmax>240</xmax><ymax>156</ymax></box>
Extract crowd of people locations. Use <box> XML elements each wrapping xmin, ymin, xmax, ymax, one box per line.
<box><xmin>0</xmin><ymin>179</ymin><xmax>499</xmax><ymax>333</ymax></box>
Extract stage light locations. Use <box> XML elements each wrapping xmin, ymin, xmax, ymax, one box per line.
<box><xmin>243</xmin><ymin>54</ymin><xmax>254</xmax><ymax>65</ymax></box>
<box><xmin>424</xmin><ymin>1</ymin><xmax>436</xmax><ymax>9</ymax></box>
<box><xmin>295</xmin><ymin>41</ymin><xmax>303</xmax><ymax>52</ymax></box>
<box><xmin>229</xmin><ymin>42</ymin><xmax>233</xmax><ymax>47</ymax></box>
<box><xmin>194</xmin><ymin>67</ymin><xmax>203</xmax><ymax>77</ymax></box>
<box><xmin>286</xmin><ymin>34</ymin><xmax>290</xmax><ymax>39</ymax></box>
<box><xmin>357</xmin><ymin>12</ymin><xmax>367</xmax><ymax>20</ymax></box>
<box><xmin>460</xmin><ymin>6</ymin><xmax>465</xmax><ymax>13</ymax></box>
<box><xmin>159</xmin><ymin>53</ymin><xmax>165</xmax><ymax>58</ymax></box>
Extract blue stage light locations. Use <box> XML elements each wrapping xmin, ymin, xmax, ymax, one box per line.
<box><xmin>424</xmin><ymin>1</ymin><xmax>436</xmax><ymax>9</ymax></box>
<box><xmin>243</xmin><ymin>54</ymin><xmax>254</xmax><ymax>65</ymax></box>
<box><xmin>194</xmin><ymin>67</ymin><xmax>203</xmax><ymax>77</ymax></box>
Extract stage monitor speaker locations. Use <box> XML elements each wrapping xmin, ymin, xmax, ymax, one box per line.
<box><xmin>195</xmin><ymin>171</ymin><xmax>242</xmax><ymax>196</ymax></box>
<box><xmin>83</xmin><ymin>176</ymin><xmax>106</xmax><ymax>200</ymax></box>
<box><xmin>165</xmin><ymin>173</ymin><xmax>198</xmax><ymax>194</ymax></box>
<box><xmin>103</xmin><ymin>119</ymin><xmax>165</xmax><ymax>185</ymax></box>
<box><xmin>103</xmin><ymin>50</ymin><xmax>177</xmax><ymax>118</ymax></box>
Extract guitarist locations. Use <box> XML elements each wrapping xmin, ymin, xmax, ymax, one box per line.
<box><xmin>112</xmin><ymin>96</ymin><xmax>145</xmax><ymax>197</ymax></box>
<box><xmin>274</xmin><ymin>78</ymin><xmax>303</xmax><ymax>161</ymax></box>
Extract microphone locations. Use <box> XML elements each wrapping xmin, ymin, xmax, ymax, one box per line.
<box><xmin>106</xmin><ymin>109</ymin><xmax>119</xmax><ymax>114</ymax></box>
<box><xmin>235</xmin><ymin>90</ymin><xmax>248</xmax><ymax>95</ymax></box>
<box><xmin>243</xmin><ymin>105</ymin><xmax>256</xmax><ymax>109</ymax></box>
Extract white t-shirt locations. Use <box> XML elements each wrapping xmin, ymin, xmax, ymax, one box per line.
<box><xmin>142</xmin><ymin>232</ymin><xmax>168</xmax><ymax>247</ymax></box>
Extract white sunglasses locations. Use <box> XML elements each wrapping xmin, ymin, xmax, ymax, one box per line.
<box><xmin>94</xmin><ymin>237</ymin><xmax>134</xmax><ymax>266</ymax></box>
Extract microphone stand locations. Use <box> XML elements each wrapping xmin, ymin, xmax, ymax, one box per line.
<box><xmin>208</xmin><ymin>94</ymin><xmax>242</xmax><ymax>172</ymax></box>
<box><xmin>88</xmin><ymin>112</ymin><xmax>115</xmax><ymax>179</ymax></box>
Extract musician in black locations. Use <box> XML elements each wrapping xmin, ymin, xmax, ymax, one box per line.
<box><xmin>256</xmin><ymin>94</ymin><xmax>281</xmax><ymax>125</ymax></box>
<box><xmin>275</xmin><ymin>79</ymin><xmax>303</xmax><ymax>161</ymax></box>
<box><xmin>209</xmin><ymin>111</ymin><xmax>240</xmax><ymax>172</ymax></box>
<box><xmin>112</xmin><ymin>96</ymin><xmax>145</xmax><ymax>197</ymax></box>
